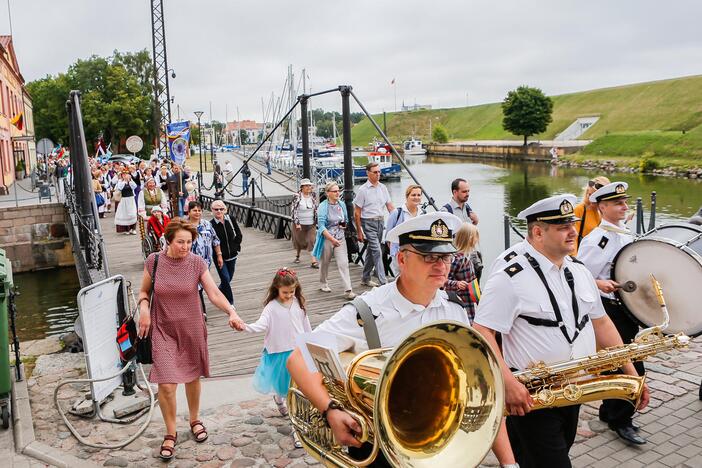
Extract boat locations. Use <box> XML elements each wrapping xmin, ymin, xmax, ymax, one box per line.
<box><xmin>402</xmin><ymin>137</ymin><xmax>426</xmax><ymax>156</ymax></box>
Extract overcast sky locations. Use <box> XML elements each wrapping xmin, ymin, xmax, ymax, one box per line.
<box><xmin>8</xmin><ymin>0</ymin><xmax>702</xmax><ymax>123</ymax></box>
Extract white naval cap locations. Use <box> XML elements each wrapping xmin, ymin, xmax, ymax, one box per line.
<box><xmin>589</xmin><ymin>181</ymin><xmax>630</xmax><ymax>203</ymax></box>
<box><xmin>386</xmin><ymin>211</ymin><xmax>463</xmax><ymax>254</ymax></box>
<box><xmin>517</xmin><ymin>194</ymin><xmax>579</xmax><ymax>224</ymax></box>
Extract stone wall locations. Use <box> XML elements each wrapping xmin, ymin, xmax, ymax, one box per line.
<box><xmin>426</xmin><ymin>143</ymin><xmax>581</xmax><ymax>161</ymax></box>
<box><xmin>0</xmin><ymin>203</ymin><xmax>73</xmax><ymax>272</ymax></box>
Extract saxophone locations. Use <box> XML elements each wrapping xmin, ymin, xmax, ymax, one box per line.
<box><xmin>515</xmin><ymin>275</ymin><xmax>690</xmax><ymax>411</ymax></box>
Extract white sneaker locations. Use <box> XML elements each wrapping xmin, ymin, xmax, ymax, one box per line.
<box><xmin>360</xmin><ymin>280</ymin><xmax>380</xmax><ymax>287</ymax></box>
<box><xmin>344</xmin><ymin>291</ymin><xmax>356</xmax><ymax>300</ymax></box>
<box><xmin>320</xmin><ymin>286</ymin><xmax>332</xmax><ymax>293</ymax></box>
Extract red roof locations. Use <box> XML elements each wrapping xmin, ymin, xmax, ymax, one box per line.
<box><xmin>226</xmin><ymin>120</ymin><xmax>262</xmax><ymax>132</ymax></box>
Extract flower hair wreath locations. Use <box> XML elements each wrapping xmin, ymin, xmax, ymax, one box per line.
<box><xmin>277</xmin><ymin>267</ymin><xmax>297</xmax><ymax>277</ymax></box>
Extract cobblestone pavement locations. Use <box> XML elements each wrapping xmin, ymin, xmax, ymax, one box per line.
<box><xmin>26</xmin><ymin>338</ymin><xmax>702</xmax><ymax>467</ymax></box>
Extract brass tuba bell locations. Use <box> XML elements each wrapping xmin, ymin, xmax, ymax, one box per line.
<box><xmin>288</xmin><ymin>321</ymin><xmax>505</xmax><ymax>467</ymax></box>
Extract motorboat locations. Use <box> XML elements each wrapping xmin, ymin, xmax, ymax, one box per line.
<box><xmin>402</xmin><ymin>138</ymin><xmax>426</xmax><ymax>156</ymax></box>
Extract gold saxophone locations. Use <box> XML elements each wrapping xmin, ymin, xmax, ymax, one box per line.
<box><xmin>288</xmin><ymin>322</ymin><xmax>506</xmax><ymax>468</ymax></box>
<box><xmin>515</xmin><ymin>274</ymin><xmax>689</xmax><ymax>411</ymax></box>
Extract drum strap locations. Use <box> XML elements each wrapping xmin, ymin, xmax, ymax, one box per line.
<box><xmin>600</xmin><ymin>224</ymin><xmax>631</xmax><ymax>235</ymax></box>
<box><xmin>520</xmin><ymin>253</ymin><xmax>589</xmax><ymax>344</ymax></box>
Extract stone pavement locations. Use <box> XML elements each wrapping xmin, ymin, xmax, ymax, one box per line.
<box><xmin>0</xmin><ymin>175</ymin><xmax>59</xmax><ymax>209</ymax></box>
<box><xmin>19</xmin><ymin>334</ymin><xmax>701</xmax><ymax>467</ymax></box>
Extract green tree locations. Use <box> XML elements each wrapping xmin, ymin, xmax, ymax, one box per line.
<box><xmin>432</xmin><ymin>124</ymin><xmax>449</xmax><ymax>143</ymax></box>
<box><xmin>27</xmin><ymin>50</ymin><xmax>156</xmax><ymax>156</ymax></box>
<box><xmin>239</xmin><ymin>129</ymin><xmax>249</xmax><ymax>145</ymax></box>
<box><xmin>501</xmin><ymin>86</ymin><xmax>553</xmax><ymax>146</ymax></box>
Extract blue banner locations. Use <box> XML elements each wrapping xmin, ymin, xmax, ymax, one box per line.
<box><xmin>166</xmin><ymin>121</ymin><xmax>191</xmax><ymax>165</ymax></box>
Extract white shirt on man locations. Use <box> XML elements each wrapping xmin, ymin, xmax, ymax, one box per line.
<box><xmin>313</xmin><ymin>281</ymin><xmax>470</xmax><ymax>353</ymax></box>
<box><xmin>353</xmin><ymin>181</ymin><xmax>391</xmax><ymax>219</ymax></box>
<box><xmin>245</xmin><ymin>298</ymin><xmax>312</xmax><ymax>353</ymax></box>
<box><xmin>474</xmin><ymin>242</ymin><xmax>605</xmax><ymax>370</ymax></box>
<box><xmin>577</xmin><ymin>219</ymin><xmax>633</xmax><ymax>299</ymax></box>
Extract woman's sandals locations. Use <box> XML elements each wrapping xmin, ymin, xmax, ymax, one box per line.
<box><xmin>190</xmin><ymin>420</ymin><xmax>209</xmax><ymax>443</ymax></box>
<box><xmin>159</xmin><ymin>434</ymin><xmax>177</xmax><ymax>461</ymax></box>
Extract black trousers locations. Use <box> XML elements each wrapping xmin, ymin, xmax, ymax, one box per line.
<box><xmin>507</xmin><ymin>405</ymin><xmax>580</xmax><ymax>468</ymax></box>
<box><xmin>348</xmin><ymin>443</ymin><xmax>392</xmax><ymax>468</ymax></box>
<box><xmin>599</xmin><ymin>298</ymin><xmax>645</xmax><ymax>428</ymax></box>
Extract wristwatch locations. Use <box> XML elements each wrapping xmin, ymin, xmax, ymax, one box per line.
<box><xmin>321</xmin><ymin>400</ymin><xmax>344</xmax><ymax>427</ymax></box>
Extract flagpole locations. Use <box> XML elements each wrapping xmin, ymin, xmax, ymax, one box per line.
<box><xmin>6</xmin><ymin>0</ymin><xmax>13</xmax><ymax>38</ymax></box>
<box><xmin>393</xmin><ymin>81</ymin><xmax>397</xmax><ymax>113</ymax></box>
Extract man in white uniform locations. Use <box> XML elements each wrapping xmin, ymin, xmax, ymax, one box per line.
<box><xmin>473</xmin><ymin>194</ymin><xmax>649</xmax><ymax>468</ymax></box>
<box><xmin>577</xmin><ymin>181</ymin><xmax>645</xmax><ymax>444</ymax></box>
<box><xmin>287</xmin><ymin>212</ymin><xmax>516</xmax><ymax>467</ymax></box>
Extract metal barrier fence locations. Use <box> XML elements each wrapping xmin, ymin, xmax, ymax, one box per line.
<box><xmin>201</xmin><ymin>194</ymin><xmax>293</xmax><ymax>241</ymax></box>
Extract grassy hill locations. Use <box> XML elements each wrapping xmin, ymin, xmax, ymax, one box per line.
<box><xmin>351</xmin><ymin>75</ymin><xmax>702</xmax><ymax>164</ymax></box>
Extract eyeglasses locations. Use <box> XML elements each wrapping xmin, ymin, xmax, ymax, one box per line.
<box><xmin>588</xmin><ymin>180</ymin><xmax>604</xmax><ymax>189</ymax></box>
<box><xmin>212</xmin><ymin>208</ymin><xmax>226</xmax><ymax>211</ymax></box>
<box><xmin>327</xmin><ymin>189</ymin><xmax>339</xmax><ymax>193</ymax></box>
<box><xmin>369</xmin><ymin>171</ymin><xmax>381</xmax><ymax>174</ymax></box>
<box><xmin>404</xmin><ymin>249</ymin><xmax>455</xmax><ymax>264</ymax></box>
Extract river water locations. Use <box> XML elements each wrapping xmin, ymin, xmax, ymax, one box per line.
<box><xmin>383</xmin><ymin>156</ymin><xmax>702</xmax><ymax>269</ymax></box>
<box><xmin>12</xmin><ymin>156</ymin><xmax>702</xmax><ymax>340</ymax></box>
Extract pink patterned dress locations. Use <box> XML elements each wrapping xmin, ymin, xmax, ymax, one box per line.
<box><xmin>145</xmin><ymin>252</ymin><xmax>210</xmax><ymax>383</ymax></box>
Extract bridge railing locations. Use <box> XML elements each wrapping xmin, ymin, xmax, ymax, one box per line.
<box><xmin>201</xmin><ymin>194</ymin><xmax>293</xmax><ymax>240</ymax></box>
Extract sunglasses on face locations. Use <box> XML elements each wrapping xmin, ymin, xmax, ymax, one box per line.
<box><xmin>588</xmin><ymin>181</ymin><xmax>604</xmax><ymax>189</ymax></box>
<box><xmin>212</xmin><ymin>208</ymin><xmax>226</xmax><ymax>211</ymax></box>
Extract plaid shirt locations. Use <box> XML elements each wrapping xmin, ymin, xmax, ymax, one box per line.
<box><xmin>444</xmin><ymin>252</ymin><xmax>477</xmax><ymax>320</ymax></box>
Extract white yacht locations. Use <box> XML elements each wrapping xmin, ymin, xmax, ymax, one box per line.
<box><xmin>402</xmin><ymin>138</ymin><xmax>426</xmax><ymax>156</ymax></box>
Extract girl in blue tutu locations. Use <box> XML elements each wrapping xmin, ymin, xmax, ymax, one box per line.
<box><xmin>244</xmin><ymin>267</ymin><xmax>311</xmax><ymax>434</ymax></box>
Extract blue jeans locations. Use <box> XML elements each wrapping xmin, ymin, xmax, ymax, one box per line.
<box><xmin>242</xmin><ymin>176</ymin><xmax>249</xmax><ymax>193</ymax></box>
<box><xmin>266</xmin><ymin>162</ymin><xmax>272</xmax><ymax>175</ymax></box>
<box><xmin>178</xmin><ymin>197</ymin><xmax>187</xmax><ymax>217</ymax></box>
<box><xmin>215</xmin><ymin>257</ymin><xmax>237</xmax><ymax>304</ymax></box>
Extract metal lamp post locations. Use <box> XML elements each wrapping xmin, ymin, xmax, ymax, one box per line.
<box><xmin>194</xmin><ymin>111</ymin><xmax>204</xmax><ymax>192</ymax></box>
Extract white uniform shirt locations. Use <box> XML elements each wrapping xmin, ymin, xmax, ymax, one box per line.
<box><xmin>245</xmin><ymin>298</ymin><xmax>312</xmax><ymax>353</ymax></box>
<box><xmin>474</xmin><ymin>243</ymin><xmax>605</xmax><ymax>370</ymax></box>
<box><xmin>353</xmin><ymin>181</ymin><xmax>390</xmax><ymax>219</ymax></box>
<box><xmin>577</xmin><ymin>220</ymin><xmax>633</xmax><ymax>299</ymax></box>
<box><xmin>313</xmin><ymin>282</ymin><xmax>470</xmax><ymax>353</ymax></box>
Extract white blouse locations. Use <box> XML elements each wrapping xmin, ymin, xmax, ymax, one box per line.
<box><xmin>245</xmin><ymin>298</ymin><xmax>312</xmax><ymax>353</ymax></box>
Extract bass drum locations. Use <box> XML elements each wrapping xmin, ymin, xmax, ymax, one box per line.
<box><xmin>612</xmin><ymin>223</ymin><xmax>702</xmax><ymax>337</ymax></box>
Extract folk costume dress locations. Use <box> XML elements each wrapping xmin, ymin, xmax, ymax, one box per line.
<box><xmin>114</xmin><ymin>179</ymin><xmax>138</xmax><ymax>232</ymax></box>
<box><xmin>145</xmin><ymin>252</ymin><xmax>210</xmax><ymax>383</ymax></box>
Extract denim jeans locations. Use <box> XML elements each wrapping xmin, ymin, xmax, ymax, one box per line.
<box><xmin>215</xmin><ymin>257</ymin><xmax>238</xmax><ymax>305</ymax></box>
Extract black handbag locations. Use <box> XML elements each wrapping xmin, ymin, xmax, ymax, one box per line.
<box><xmin>136</xmin><ymin>253</ymin><xmax>159</xmax><ymax>364</ymax></box>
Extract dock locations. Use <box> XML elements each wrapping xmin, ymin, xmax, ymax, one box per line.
<box><xmin>101</xmin><ymin>155</ymin><xmax>369</xmax><ymax>378</ymax></box>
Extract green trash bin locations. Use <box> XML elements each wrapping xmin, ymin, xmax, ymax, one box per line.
<box><xmin>0</xmin><ymin>249</ymin><xmax>13</xmax><ymax>428</ymax></box>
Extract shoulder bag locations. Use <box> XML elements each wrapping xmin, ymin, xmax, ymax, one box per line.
<box><xmin>136</xmin><ymin>254</ymin><xmax>159</xmax><ymax>364</ymax></box>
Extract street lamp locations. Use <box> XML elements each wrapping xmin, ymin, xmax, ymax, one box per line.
<box><xmin>194</xmin><ymin>111</ymin><xmax>204</xmax><ymax>193</ymax></box>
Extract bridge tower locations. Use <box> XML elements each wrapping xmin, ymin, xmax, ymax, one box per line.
<box><xmin>150</xmin><ymin>0</ymin><xmax>172</xmax><ymax>158</ymax></box>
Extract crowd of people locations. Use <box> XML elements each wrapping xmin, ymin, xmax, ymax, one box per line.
<box><xmin>57</xmin><ymin>151</ymin><xmax>663</xmax><ymax>465</ymax></box>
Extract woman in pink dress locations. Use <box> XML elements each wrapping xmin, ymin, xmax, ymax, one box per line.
<box><xmin>137</xmin><ymin>218</ymin><xmax>245</xmax><ymax>461</ymax></box>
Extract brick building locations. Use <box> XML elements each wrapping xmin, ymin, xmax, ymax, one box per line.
<box><xmin>0</xmin><ymin>35</ymin><xmax>35</xmax><ymax>195</ymax></box>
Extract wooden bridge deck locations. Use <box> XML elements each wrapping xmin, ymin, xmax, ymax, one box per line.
<box><xmin>99</xmin><ymin>215</ymin><xmax>368</xmax><ymax>378</ymax></box>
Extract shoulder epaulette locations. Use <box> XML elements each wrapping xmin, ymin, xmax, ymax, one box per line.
<box><xmin>504</xmin><ymin>263</ymin><xmax>523</xmax><ymax>277</ymax></box>
<box><xmin>598</xmin><ymin>236</ymin><xmax>609</xmax><ymax>249</ymax></box>
<box><xmin>503</xmin><ymin>251</ymin><xmax>518</xmax><ymax>262</ymax></box>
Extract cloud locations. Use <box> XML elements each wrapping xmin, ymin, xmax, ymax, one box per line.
<box><xmin>9</xmin><ymin>0</ymin><xmax>702</xmax><ymax>121</ymax></box>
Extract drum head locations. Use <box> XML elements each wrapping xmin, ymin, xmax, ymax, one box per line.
<box><xmin>612</xmin><ymin>238</ymin><xmax>702</xmax><ymax>337</ymax></box>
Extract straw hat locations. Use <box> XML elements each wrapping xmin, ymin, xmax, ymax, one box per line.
<box><xmin>299</xmin><ymin>178</ymin><xmax>313</xmax><ymax>187</ymax></box>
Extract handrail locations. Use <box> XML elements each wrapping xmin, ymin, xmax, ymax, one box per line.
<box><xmin>201</xmin><ymin>194</ymin><xmax>293</xmax><ymax>240</ymax></box>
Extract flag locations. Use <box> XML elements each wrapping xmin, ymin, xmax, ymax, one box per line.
<box><xmin>56</xmin><ymin>146</ymin><xmax>66</xmax><ymax>159</ymax></box>
<box><xmin>467</xmin><ymin>279</ymin><xmax>481</xmax><ymax>304</ymax></box>
<box><xmin>390</xmin><ymin>78</ymin><xmax>395</xmax><ymax>85</ymax></box>
<box><xmin>10</xmin><ymin>112</ymin><xmax>23</xmax><ymax>130</ymax></box>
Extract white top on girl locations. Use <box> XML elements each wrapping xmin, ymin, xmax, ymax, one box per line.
<box><xmin>245</xmin><ymin>297</ymin><xmax>312</xmax><ymax>353</ymax></box>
